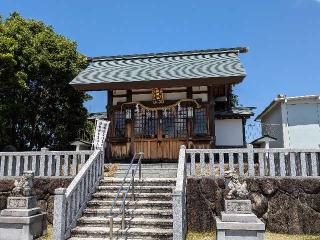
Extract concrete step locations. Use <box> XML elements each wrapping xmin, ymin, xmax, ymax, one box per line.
<box><xmin>82</xmin><ymin>208</ymin><xmax>173</xmax><ymax>219</ymax></box>
<box><xmin>87</xmin><ymin>200</ymin><xmax>172</xmax><ymax>209</ymax></box>
<box><xmin>114</xmin><ymin>172</ymin><xmax>177</xmax><ymax>179</ymax></box>
<box><xmin>71</xmin><ymin>226</ymin><xmax>173</xmax><ymax>239</ymax></box>
<box><xmin>114</xmin><ymin>164</ymin><xmax>178</xmax><ymax>178</ymax></box>
<box><xmin>117</xmin><ymin>163</ymin><xmax>178</xmax><ymax>169</ymax></box>
<box><xmin>92</xmin><ymin>192</ymin><xmax>172</xmax><ymax>201</ymax></box>
<box><xmin>77</xmin><ymin>216</ymin><xmax>173</xmax><ymax>229</ymax></box>
<box><xmin>101</xmin><ymin>178</ymin><xmax>176</xmax><ymax>187</ymax></box>
<box><xmin>96</xmin><ymin>185</ymin><xmax>174</xmax><ymax>193</ymax></box>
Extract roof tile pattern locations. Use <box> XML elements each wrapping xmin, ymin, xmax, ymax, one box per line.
<box><xmin>70</xmin><ymin>51</ymin><xmax>246</xmax><ymax>86</ymax></box>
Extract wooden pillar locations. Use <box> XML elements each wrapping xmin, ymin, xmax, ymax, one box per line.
<box><xmin>106</xmin><ymin>90</ymin><xmax>113</xmax><ymax>161</ymax></box>
<box><xmin>107</xmin><ymin>90</ymin><xmax>113</xmax><ymax>118</ymax></box>
<box><xmin>127</xmin><ymin>90</ymin><xmax>134</xmax><ymax>157</ymax></box>
<box><xmin>208</xmin><ymin>86</ymin><xmax>216</xmax><ymax>148</ymax></box>
<box><xmin>186</xmin><ymin>87</ymin><xmax>193</xmax><ymax>142</ymax></box>
<box><xmin>242</xmin><ymin>118</ymin><xmax>247</xmax><ymax>147</ymax></box>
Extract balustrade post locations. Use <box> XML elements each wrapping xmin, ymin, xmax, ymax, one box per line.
<box><xmin>53</xmin><ymin>188</ymin><xmax>67</xmax><ymax>240</ymax></box>
<box><xmin>40</xmin><ymin>147</ymin><xmax>48</xmax><ymax>176</ymax></box>
<box><xmin>247</xmin><ymin>144</ymin><xmax>254</xmax><ymax>176</ymax></box>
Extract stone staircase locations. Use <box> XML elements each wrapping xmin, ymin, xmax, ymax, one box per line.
<box><xmin>69</xmin><ymin>164</ymin><xmax>177</xmax><ymax>240</ymax></box>
<box><xmin>115</xmin><ymin>163</ymin><xmax>178</xmax><ymax>178</ymax></box>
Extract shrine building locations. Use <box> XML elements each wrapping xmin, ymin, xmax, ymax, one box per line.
<box><xmin>70</xmin><ymin>47</ymin><xmax>254</xmax><ymax>161</ymax></box>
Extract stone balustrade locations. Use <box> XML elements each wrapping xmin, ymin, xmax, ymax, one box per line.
<box><xmin>52</xmin><ymin>149</ymin><xmax>104</xmax><ymax>240</ymax></box>
<box><xmin>187</xmin><ymin>145</ymin><xmax>320</xmax><ymax>177</ymax></box>
<box><xmin>173</xmin><ymin>145</ymin><xmax>187</xmax><ymax>240</ymax></box>
<box><xmin>0</xmin><ymin>148</ymin><xmax>92</xmax><ymax>177</ymax></box>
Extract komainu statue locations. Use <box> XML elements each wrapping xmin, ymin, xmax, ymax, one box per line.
<box><xmin>12</xmin><ymin>171</ymin><xmax>34</xmax><ymax>197</ymax></box>
<box><xmin>225</xmin><ymin>171</ymin><xmax>249</xmax><ymax>200</ymax></box>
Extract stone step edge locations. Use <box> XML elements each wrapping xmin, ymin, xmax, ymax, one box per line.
<box><xmin>87</xmin><ymin>200</ymin><xmax>172</xmax><ymax>206</ymax></box>
<box><xmin>83</xmin><ymin>209</ymin><xmax>173</xmax><ymax>215</ymax></box>
<box><xmin>102</xmin><ymin>177</ymin><xmax>176</xmax><ymax>181</ymax></box>
<box><xmin>97</xmin><ymin>185</ymin><xmax>174</xmax><ymax>189</ymax></box>
<box><xmin>71</xmin><ymin>226</ymin><xmax>173</xmax><ymax>234</ymax></box>
<box><xmin>77</xmin><ymin>217</ymin><xmax>173</xmax><ymax>224</ymax></box>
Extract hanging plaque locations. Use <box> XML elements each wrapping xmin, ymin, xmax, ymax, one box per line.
<box><xmin>152</xmin><ymin>88</ymin><xmax>164</xmax><ymax>104</ymax></box>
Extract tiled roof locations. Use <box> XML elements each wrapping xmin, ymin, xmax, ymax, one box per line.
<box><xmin>216</xmin><ymin>107</ymin><xmax>255</xmax><ymax>118</ymax></box>
<box><xmin>88</xmin><ymin>112</ymin><xmax>108</xmax><ymax>120</ymax></box>
<box><xmin>70</xmin><ymin>47</ymin><xmax>248</xmax><ymax>90</ymax></box>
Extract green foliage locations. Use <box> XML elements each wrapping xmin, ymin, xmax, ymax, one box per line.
<box><xmin>230</xmin><ymin>85</ymin><xmax>239</xmax><ymax>107</ymax></box>
<box><xmin>0</xmin><ymin>12</ymin><xmax>91</xmax><ymax>150</ymax></box>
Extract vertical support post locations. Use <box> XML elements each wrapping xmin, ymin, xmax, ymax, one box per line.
<box><xmin>132</xmin><ymin>169</ymin><xmax>135</xmax><ymax>201</ymax></box>
<box><xmin>15</xmin><ymin>155</ymin><xmax>21</xmax><ymax>176</ymax></box>
<box><xmin>63</xmin><ymin>155</ymin><xmax>69</xmax><ymax>176</ymax></box>
<box><xmin>269</xmin><ymin>153</ymin><xmax>275</xmax><ymax>177</ymax></box>
<box><xmin>109</xmin><ymin>216</ymin><xmax>113</xmax><ymax>240</ymax></box>
<box><xmin>219</xmin><ymin>153</ymin><xmax>224</xmax><ymax>177</ymax></box>
<box><xmin>53</xmin><ymin>188</ymin><xmax>67</xmax><ymax>240</ymax></box>
<box><xmin>247</xmin><ymin>144</ymin><xmax>254</xmax><ymax>177</ymax></box>
<box><xmin>238</xmin><ymin>153</ymin><xmax>244</xmax><ymax>177</ymax></box>
<box><xmin>190</xmin><ymin>152</ymin><xmax>195</xmax><ymax>176</ymax></box>
<box><xmin>55</xmin><ymin>155</ymin><xmax>61</xmax><ymax>176</ymax></box>
<box><xmin>209</xmin><ymin>152</ymin><xmax>214</xmax><ymax>177</ymax></box>
<box><xmin>72</xmin><ymin>154</ymin><xmax>77</xmax><ymax>176</ymax></box>
<box><xmin>279</xmin><ymin>152</ymin><xmax>286</xmax><ymax>177</ymax></box>
<box><xmin>8</xmin><ymin>155</ymin><xmax>13</xmax><ymax>176</ymax></box>
<box><xmin>208</xmin><ymin>86</ymin><xmax>216</xmax><ymax>148</ymax></box>
<box><xmin>290</xmin><ymin>152</ymin><xmax>296</xmax><ymax>176</ymax></box>
<box><xmin>0</xmin><ymin>156</ymin><xmax>5</xmax><ymax>176</ymax></box>
<box><xmin>40</xmin><ymin>147</ymin><xmax>48</xmax><ymax>176</ymax></box>
<box><xmin>229</xmin><ymin>153</ymin><xmax>234</xmax><ymax>172</ymax></box>
<box><xmin>258</xmin><ymin>152</ymin><xmax>265</xmax><ymax>177</ymax></box>
<box><xmin>311</xmin><ymin>153</ymin><xmax>318</xmax><ymax>176</ymax></box>
<box><xmin>173</xmin><ymin>145</ymin><xmax>187</xmax><ymax>240</ymax></box>
<box><xmin>121</xmin><ymin>192</ymin><xmax>126</xmax><ymax>230</ymax></box>
<box><xmin>32</xmin><ymin>155</ymin><xmax>37</xmax><ymax>175</ymax></box>
<box><xmin>173</xmin><ymin>191</ymin><xmax>183</xmax><ymax>240</ymax></box>
<box><xmin>139</xmin><ymin>156</ymin><xmax>142</xmax><ymax>180</ymax></box>
<box><xmin>200</xmin><ymin>152</ymin><xmax>205</xmax><ymax>176</ymax></box>
<box><xmin>301</xmin><ymin>153</ymin><xmax>307</xmax><ymax>177</ymax></box>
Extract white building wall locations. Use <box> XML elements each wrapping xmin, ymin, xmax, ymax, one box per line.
<box><xmin>261</xmin><ymin>104</ymin><xmax>284</xmax><ymax>148</ymax></box>
<box><xmin>215</xmin><ymin>119</ymin><xmax>244</xmax><ymax>146</ymax></box>
<box><xmin>286</xmin><ymin>102</ymin><xmax>320</xmax><ymax>148</ymax></box>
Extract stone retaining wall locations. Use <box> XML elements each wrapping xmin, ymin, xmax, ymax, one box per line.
<box><xmin>0</xmin><ymin>177</ymin><xmax>72</xmax><ymax>223</ymax></box>
<box><xmin>187</xmin><ymin>177</ymin><xmax>320</xmax><ymax>234</ymax></box>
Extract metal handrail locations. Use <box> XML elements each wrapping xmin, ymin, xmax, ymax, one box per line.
<box><xmin>108</xmin><ymin>152</ymin><xmax>144</xmax><ymax>239</ymax></box>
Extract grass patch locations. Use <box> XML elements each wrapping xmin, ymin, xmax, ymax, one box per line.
<box><xmin>38</xmin><ymin>224</ymin><xmax>52</xmax><ymax>240</ymax></box>
<box><xmin>39</xmin><ymin>226</ymin><xmax>320</xmax><ymax>240</ymax></box>
<box><xmin>187</xmin><ymin>231</ymin><xmax>320</xmax><ymax>240</ymax></box>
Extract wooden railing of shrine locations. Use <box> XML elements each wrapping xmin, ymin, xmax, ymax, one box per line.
<box><xmin>0</xmin><ymin>148</ymin><xmax>92</xmax><ymax>177</ymax></box>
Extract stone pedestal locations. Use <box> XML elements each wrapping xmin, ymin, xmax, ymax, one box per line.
<box><xmin>0</xmin><ymin>196</ymin><xmax>47</xmax><ymax>240</ymax></box>
<box><xmin>215</xmin><ymin>200</ymin><xmax>265</xmax><ymax>240</ymax></box>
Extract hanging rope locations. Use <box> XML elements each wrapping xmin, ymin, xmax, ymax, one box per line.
<box><xmin>120</xmin><ymin>98</ymin><xmax>201</xmax><ymax>112</ymax></box>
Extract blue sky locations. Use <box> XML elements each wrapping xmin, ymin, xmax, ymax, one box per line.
<box><xmin>1</xmin><ymin>0</ymin><xmax>320</xmax><ymax>118</ymax></box>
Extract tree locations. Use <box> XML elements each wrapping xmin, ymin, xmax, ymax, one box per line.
<box><xmin>0</xmin><ymin>12</ymin><xmax>91</xmax><ymax>150</ymax></box>
<box><xmin>230</xmin><ymin>85</ymin><xmax>239</xmax><ymax>107</ymax></box>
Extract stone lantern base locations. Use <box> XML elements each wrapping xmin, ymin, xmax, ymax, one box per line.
<box><xmin>215</xmin><ymin>200</ymin><xmax>265</xmax><ymax>240</ymax></box>
<box><xmin>0</xmin><ymin>196</ymin><xmax>47</xmax><ymax>240</ymax></box>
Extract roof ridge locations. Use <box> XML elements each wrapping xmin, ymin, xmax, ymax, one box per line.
<box><xmin>88</xmin><ymin>47</ymin><xmax>249</xmax><ymax>62</ymax></box>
